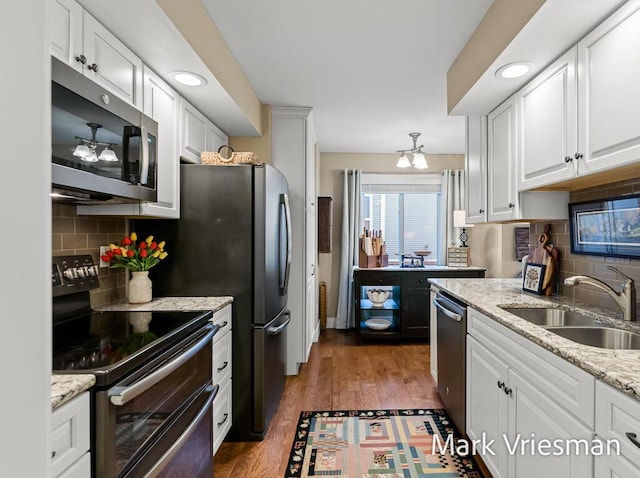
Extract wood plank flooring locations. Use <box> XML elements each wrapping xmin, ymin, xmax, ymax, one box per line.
<box><xmin>213</xmin><ymin>329</ymin><xmax>444</xmax><ymax>478</ymax></box>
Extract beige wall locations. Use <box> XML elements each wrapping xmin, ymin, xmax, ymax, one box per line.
<box><xmin>52</xmin><ymin>203</ymin><xmax>127</xmax><ymax>307</ymax></box>
<box><xmin>318</xmin><ymin>153</ymin><xmax>464</xmax><ymax>319</ymax></box>
<box><xmin>229</xmin><ymin>104</ymin><xmax>273</xmax><ymax>164</ymax></box>
<box><xmin>469</xmin><ymin>223</ymin><xmax>529</xmax><ymax>278</ymax></box>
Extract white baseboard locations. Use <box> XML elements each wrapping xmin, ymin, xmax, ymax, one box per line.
<box><xmin>326</xmin><ymin>317</ymin><xmax>336</xmax><ymax>328</ymax></box>
<box><xmin>286</xmin><ymin>362</ymin><xmax>300</xmax><ymax>376</ymax></box>
<box><xmin>312</xmin><ymin>321</ymin><xmax>320</xmax><ymax>343</ymax></box>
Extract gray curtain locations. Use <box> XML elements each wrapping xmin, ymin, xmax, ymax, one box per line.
<box><xmin>439</xmin><ymin>169</ymin><xmax>465</xmax><ymax>264</ymax></box>
<box><xmin>335</xmin><ymin>169</ymin><xmax>361</xmax><ymax>329</ymax></box>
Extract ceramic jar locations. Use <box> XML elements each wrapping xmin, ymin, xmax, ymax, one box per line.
<box><xmin>128</xmin><ymin>271</ymin><xmax>152</xmax><ymax>304</ymax></box>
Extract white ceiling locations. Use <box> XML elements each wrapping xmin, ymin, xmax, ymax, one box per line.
<box><xmin>201</xmin><ymin>0</ymin><xmax>494</xmax><ymax>154</ymax></box>
<box><xmin>81</xmin><ymin>0</ymin><xmax>628</xmax><ymax>157</ymax></box>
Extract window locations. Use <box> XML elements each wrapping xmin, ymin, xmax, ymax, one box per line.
<box><xmin>362</xmin><ymin>174</ymin><xmax>441</xmax><ymax>264</ymax></box>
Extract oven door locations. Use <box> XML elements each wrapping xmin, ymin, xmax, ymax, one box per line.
<box><xmin>94</xmin><ymin>325</ymin><xmax>215</xmax><ymax>478</ymax></box>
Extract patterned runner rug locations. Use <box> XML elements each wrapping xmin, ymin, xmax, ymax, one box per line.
<box><xmin>285</xmin><ymin>409</ymin><xmax>482</xmax><ymax>477</ymax></box>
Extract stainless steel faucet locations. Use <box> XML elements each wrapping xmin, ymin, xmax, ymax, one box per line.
<box><xmin>564</xmin><ymin>266</ymin><xmax>636</xmax><ymax>321</ymax></box>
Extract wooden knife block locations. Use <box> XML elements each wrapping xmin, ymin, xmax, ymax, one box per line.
<box><xmin>358</xmin><ymin>240</ymin><xmax>388</xmax><ymax>268</ymax></box>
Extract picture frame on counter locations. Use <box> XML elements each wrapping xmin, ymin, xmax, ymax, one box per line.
<box><xmin>523</xmin><ymin>262</ymin><xmax>546</xmax><ymax>295</ymax></box>
<box><xmin>569</xmin><ymin>193</ymin><xmax>640</xmax><ymax>259</ymax></box>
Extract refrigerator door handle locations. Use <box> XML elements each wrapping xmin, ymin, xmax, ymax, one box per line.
<box><xmin>280</xmin><ymin>193</ymin><xmax>292</xmax><ymax>296</ymax></box>
<box><xmin>267</xmin><ymin>311</ymin><xmax>291</xmax><ymax>336</ymax></box>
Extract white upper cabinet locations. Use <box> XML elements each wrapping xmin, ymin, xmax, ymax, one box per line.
<box><xmin>465</xmin><ymin>116</ymin><xmax>488</xmax><ymax>224</ymax></box>
<box><xmin>49</xmin><ymin>0</ymin><xmax>143</xmax><ymax>109</ymax></box>
<box><xmin>517</xmin><ymin>48</ymin><xmax>578</xmax><ymax>190</ymax></box>
<box><xmin>50</xmin><ymin>0</ymin><xmax>82</xmax><ymax>68</ymax></box>
<box><xmin>578</xmin><ymin>0</ymin><xmax>640</xmax><ymax>176</ymax></box>
<box><xmin>488</xmin><ymin>96</ymin><xmax>518</xmax><ymax>222</ymax></box>
<box><xmin>179</xmin><ymin>98</ymin><xmax>228</xmax><ymax>164</ymax></box>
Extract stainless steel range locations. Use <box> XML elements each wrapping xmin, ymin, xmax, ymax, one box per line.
<box><xmin>52</xmin><ymin>255</ymin><xmax>218</xmax><ymax>478</ymax></box>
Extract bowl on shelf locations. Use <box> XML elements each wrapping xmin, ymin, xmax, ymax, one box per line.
<box><xmin>365</xmin><ymin>318</ymin><xmax>392</xmax><ymax>331</ymax></box>
<box><xmin>366</xmin><ymin>289</ymin><xmax>391</xmax><ymax>307</ymax></box>
<box><xmin>414</xmin><ymin>250</ymin><xmax>431</xmax><ymax>257</ymax></box>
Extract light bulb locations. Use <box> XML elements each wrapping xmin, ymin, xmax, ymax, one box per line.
<box><xmin>396</xmin><ymin>154</ymin><xmax>411</xmax><ymax>168</ymax></box>
<box><xmin>413</xmin><ymin>152</ymin><xmax>428</xmax><ymax>169</ymax></box>
<box><xmin>98</xmin><ymin>147</ymin><xmax>118</xmax><ymax>161</ymax></box>
<box><xmin>73</xmin><ymin>144</ymin><xmax>90</xmax><ymax>158</ymax></box>
<box><xmin>82</xmin><ymin>149</ymin><xmax>99</xmax><ymax>162</ymax></box>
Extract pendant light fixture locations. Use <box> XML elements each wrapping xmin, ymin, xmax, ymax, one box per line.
<box><xmin>396</xmin><ymin>132</ymin><xmax>429</xmax><ymax>169</ymax></box>
<box><xmin>73</xmin><ymin>123</ymin><xmax>119</xmax><ymax>162</ymax></box>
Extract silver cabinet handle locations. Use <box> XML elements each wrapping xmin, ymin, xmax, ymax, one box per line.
<box><xmin>574</xmin><ymin>152</ymin><xmax>584</xmax><ymax>160</ymax></box>
<box><xmin>87</xmin><ymin>63</ymin><xmax>99</xmax><ymax>73</ymax></box>
<box><xmin>433</xmin><ymin>299</ymin><xmax>462</xmax><ymax>322</ymax></box>
<box><xmin>109</xmin><ymin>326</ymin><xmax>215</xmax><ymax>406</ymax></box>
<box><xmin>564</xmin><ymin>156</ymin><xmax>573</xmax><ymax>163</ymax></box>
<box><xmin>508</xmin><ymin>202</ymin><xmax>515</xmax><ymax>208</ymax></box>
<box><xmin>216</xmin><ymin>361</ymin><xmax>228</xmax><ymax>373</ymax></box>
<box><xmin>75</xmin><ymin>54</ymin><xmax>87</xmax><ymax>65</ymax></box>
<box><xmin>626</xmin><ymin>432</ymin><xmax>640</xmax><ymax>449</ymax></box>
<box><xmin>217</xmin><ymin>413</ymin><xmax>229</xmax><ymax>428</ymax></box>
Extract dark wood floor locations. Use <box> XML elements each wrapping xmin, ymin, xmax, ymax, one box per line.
<box><xmin>213</xmin><ymin>328</ymin><xmax>444</xmax><ymax>478</ymax></box>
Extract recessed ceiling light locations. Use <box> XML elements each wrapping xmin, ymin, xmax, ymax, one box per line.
<box><xmin>495</xmin><ymin>62</ymin><xmax>534</xmax><ymax>79</ymax></box>
<box><xmin>173</xmin><ymin>71</ymin><xmax>207</xmax><ymax>87</ymax></box>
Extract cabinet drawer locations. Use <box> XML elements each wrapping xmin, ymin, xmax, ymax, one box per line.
<box><xmin>212</xmin><ymin>331</ymin><xmax>232</xmax><ymax>388</ymax></box>
<box><xmin>596</xmin><ymin>380</ymin><xmax>640</xmax><ymax>464</ymax></box>
<box><xmin>356</xmin><ymin>272</ymin><xmax>401</xmax><ymax>286</ymax></box>
<box><xmin>401</xmin><ymin>274</ymin><xmax>430</xmax><ymax>288</ymax></box>
<box><xmin>211</xmin><ymin>305</ymin><xmax>232</xmax><ymax>344</ymax></box>
<box><xmin>212</xmin><ymin>379</ymin><xmax>232</xmax><ymax>455</ymax></box>
<box><xmin>51</xmin><ymin>392</ymin><xmax>90</xmax><ymax>477</ymax></box>
<box><xmin>56</xmin><ymin>452</ymin><xmax>90</xmax><ymax>478</ymax></box>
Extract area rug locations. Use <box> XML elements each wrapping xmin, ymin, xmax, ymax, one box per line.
<box><xmin>286</xmin><ymin>409</ymin><xmax>482</xmax><ymax>477</ymax></box>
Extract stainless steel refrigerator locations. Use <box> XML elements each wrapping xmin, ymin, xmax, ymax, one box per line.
<box><xmin>134</xmin><ymin>163</ymin><xmax>291</xmax><ymax>441</ymax></box>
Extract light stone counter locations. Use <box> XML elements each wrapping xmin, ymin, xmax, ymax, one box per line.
<box><xmin>430</xmin><ymin>278</ymin><xmax>640</xmax><ymax>401</ymax></box>
<box><xmin>354</xmin><ymin>265</ymin><xmax>486</xmax><ymax>272</ymax></box>
<box><xmin>51</xmin><ymin>374</ymin><xmax>95</xmax><ymax>410</ymax></box>
<box><xmin>95</xmin><ymin>296</ymin><xmax>233</xmax><ymax>313</ymax></box>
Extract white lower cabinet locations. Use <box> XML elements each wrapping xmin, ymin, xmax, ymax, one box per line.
<box><xmin>467</xmin><ymin>308</ymin><xmax>595</xmax><ymax>478</ymax></box>
<box><xmin>51</xmin><ymin>392</ymin><xmax>90</xmax><ymax>478</ymax></box>
<box><xmin>594</xmin><ymin>380</ymin><xmax>640</xmax><ymax>477</ymax></box>
<box><xmin>211</xmin><ymin>304</ymin><xmax>232</xmax><ymax>455</ymax></box>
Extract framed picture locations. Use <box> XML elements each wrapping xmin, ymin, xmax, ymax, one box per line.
<box><xmin>523</xmin><ymin>262</ymin><xmax>546</xmax><ymax>294</ymax></box>
<box><xmin>569</xmin><ymin>193</ymin><xmax>640</xmax><ymax>259</ymax></box>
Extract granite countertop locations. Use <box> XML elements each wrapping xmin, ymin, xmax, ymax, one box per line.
<box><xmin>430</xmin><ymin>278</ymin><xmax>640</xmax><ymax>401</ymax></box>
<box><xmin>95</xmin><ymin>296</ymin><xmax>233</xmax><ymax>313</ymax></box>
<box><xmin>354</xmin><ymin>265</ymin><xmax>486</xmax><ymax>272</ymax></box>
<box><xmin>51</xmin><ymin>374</ymin><xmax>95</xmax><ymax>411</ymax></box>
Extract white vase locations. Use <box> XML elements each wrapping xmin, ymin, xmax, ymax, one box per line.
<box><xmin>129</xmin><ymin>271</ymin><xmax>152</xmax><ymax>304</ymax></box>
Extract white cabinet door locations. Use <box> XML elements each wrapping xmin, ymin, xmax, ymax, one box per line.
<box><xmin>272</xmin><ymin>106</ymin><xmax>315</xmax><ymax>375</ymax></box>
<box><xmin>50</xmin><ymin>0</ymin><xmax>82</xmax><ymax>71</ymax></box>
<box><xmin>518</xmin><ymin>47</ymin><xmax>578</xmax><ymax>190</ymax></box>
<box><xmin>595</xmin><ymin>453</ymin><xmax>640</xmax><ymax>478</ymax></box>
<box><xmin>465</xmin><ymin>116</ymin><xmax>487</xmax><ymax>224</ymax></box>
<box><xmin>56</xmin><ymin>453</ymin><xmax>90</xmax><ymax>478</ymax></box>
<box><xmin>81</xmin><ymin>10</ymin><xmax>143</xmax><ymax>109</ymax></box>
<box><xmin>206</xmin><ymin>121</ymin><xmax>229</xmax><ymax>153</ymax></box>
<box><xmin>507</xmin><ymin>369</ymin><xmax>593</xmax><ymax>478</ymax></box>
<box><xmin>51</xmin><ymin>393</ymin><xmax>90</xmax><ymax>478</ymax></box>
<box><xmin>578</xmin><ymin>0</ymin><xmax>640</xmax><ymax>176</ymax></box>
<box><xmin>140</xmin><ymin>67</ymin><xmax>180</xmax><ymax>218</ymax></box>
<box><xmin>488</xmin><ymin>96</ymin><xmax>518</xmax><ymax>222</ymax></box>
<box><xmin>467</xmin><ymin>335</ymin><xmax>509</xmax><ymax>478</ymax></box>
<box><xmin>180</xmin><ymin>98</ymin><xmax>208</xmax><ymax>164</ymax></box>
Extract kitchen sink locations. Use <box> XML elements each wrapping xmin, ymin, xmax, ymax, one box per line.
<box><xmin>500</xmin><ymin>307</ymin><xmax>603</xmax><ymax>327</ymax></box>
<box><xmin>548</xmin><ymin>327</ymin><xmax>640</xmax><ymax>350</ymax></box>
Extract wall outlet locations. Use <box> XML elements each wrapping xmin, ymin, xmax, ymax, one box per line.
<box><xmin>99</xmin><ymin>246</ymin><xmax>110</xmax><ymax>267</ymax></box>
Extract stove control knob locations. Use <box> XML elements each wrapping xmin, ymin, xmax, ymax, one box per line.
<box><xmin>88</xmin><ymin>265</ymin><xmax>99</xmax><ymax>276</ymax></box>
<box><xmin>76</xmin><ymin>267</ymin><xmax>86</xmax><ymax>278</ymax></box>
<box><xmin>63</xmin><ymin>268</ymin><xmax>78</xmax><ymax>280</ymax></box>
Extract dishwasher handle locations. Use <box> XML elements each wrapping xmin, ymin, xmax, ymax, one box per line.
<box><xmin>433</xmin><ymin>298</ymin><xmax>463</xmax><ymax>322</ymax></box>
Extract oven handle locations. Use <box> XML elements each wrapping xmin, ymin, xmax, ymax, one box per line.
<box><xmin>143</xmin><ymin>384</ymin><xmax>217</xmax><ymax>478</ymax></box>
<box><xmin>109</xmin><ymin>326</ymin><xmax>215</xmax><ymax>406</ymax></box>
<box><xmin>433</xmin><ymin>298</ymin><xmax>463</xmax><ymax>322</ymax></box>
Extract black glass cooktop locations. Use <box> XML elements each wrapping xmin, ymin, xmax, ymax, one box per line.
<box><xmin>53</xmin><ymin>309</ymin><xmax>213</xmax><ymax>386</ymax></box>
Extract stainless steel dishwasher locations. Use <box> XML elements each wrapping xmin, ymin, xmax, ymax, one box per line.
<box><xmin>433</xmin><ymin>291</ymin><xmax>467</xmax><ymax>434</ymax></box>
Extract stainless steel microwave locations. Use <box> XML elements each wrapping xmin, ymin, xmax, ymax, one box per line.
<box><xmin>51</xmin><ymin>57</ymin><xmax>158</xmax><ymax>203</ymax></box>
